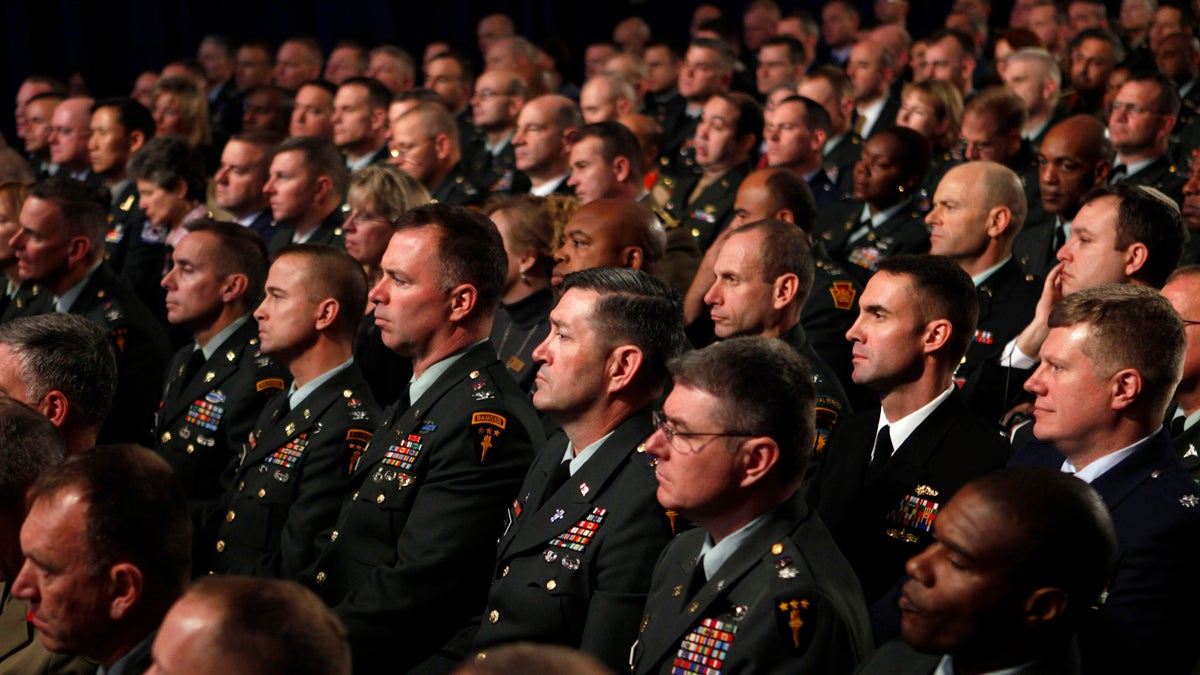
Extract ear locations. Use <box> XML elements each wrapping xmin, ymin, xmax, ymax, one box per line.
<box><xmin>371</xmin><ymin>106</ymin><xmax>389</xmax><ymax>133</ymax></box>
<box><xmin>561</xmin><ymin>127</ymin><xmax>580</xmax><ymax>151</ymax></box>
<box><xmin>773</xmin><ymin>207</ymin><xmax>795</xmax><ymax>224</ymax></box>
<box><xmin>507</xmin><ymin>95</ymin><xmax>526</xmax><ymax>119</ymax></box>
<box><xmin>1109</xmin><ymin>367</ymin><xmax>1143</xmax><ymax>410</ymax></box>
<box><xmin>107</xmin><ymin>562</ymin><xmax>144</xmax><ymax>621</ymax></box>
<box><xmin>434</xmin><ymin>132</ymin><xmax>453</xmax><ymax>161</ymax></box>
<box><xmin>621</xmin><ymin>246</ymin><xmax>645</xmax><ymax>270</ymax></box>
<box><xmin>516</xmin><ymin>250</ymin><xmax>539</xmax><ymax>277</ymax></box>
<box><xmin>616</xmin><ymin>97</ymin><xmax>634</xmax><ymax>118</ymax></box>
<box><xmin>737</xmin><ymin>132</ymin><xmax>757</xmax><ymax>157</ymax></box>
<box><xmin>1023</xmin><ymin>587</ymin><xmax>1069</xmax><ymax>628</ymax></box>
<box><xmin>312</xmin><ymin>175</ymin><xmax>334</xmax><ymax>205</ymax></box>
<box><xmin>1123</xmin><ymin>241</ymin><xmax>1149</xmax><ymax>278</ymax></box>
<box><xmin>604</xmin><ymin>344</ymin><xmax>644</xmax><ymax>394</ymax></box>
<box><xmin>1093</xmin><ymin>159</ymin><xmax>1112</xmax><ymax>186</ymax></box>
<box><xmin>1042</xmin><ymin>77</ymin><xmax>1058</xmax><ymax>101</ymax></box>
<box><xmin>612</xmin><ymin>155</ymin><xmax>632</xmax><ymax>183</ymax></box>
<box><xmin>66</xmin><ymin>235</ymin><xmax>92</xmax><ymax>268</ymax></box>
<box><xmin>128</xmin><ymin>130</ymin><xmax>147</xmax><ymax>155</ymax></box>
<box><xmin>985</xmin><ymin>205</ymin><xmax>1012</xmax><ymax>239</ymax></box>
<box><xmin>772</xmin><ymin>273</ymin><xmax>799</xmax><ymax>310</ymax></box>
<box><xmin>1159</xmin><ymin>114</ymin><xmax>1178</xmax><ymax>140</ymax></box>
<box><xmin>447</xmin><ymin>283</ymin><xmax>478</xmax><ymax>322</ymax></box>
<box><xmin>37</xmin><ymin>390</ymin><xmax>70</xmax><ymax>428</ymax></box>
<box><xmin>922</xmin><ymin>318</ymin><xmax>953</xmax><ymax>354</ymax></box>
<box><xmin>738</xmin><ymin>437</ymin><xmax>780</xmax><ymax>488</ymax></box>
<box><xmin>220</xmin><ymin>273</ymin><xmax>249</xmax><ymax>305</ymax></box>
<box><xmin>313</xmin><ymin>297</ymin><xmax>341</xmax><ymax>332</ymax></box>
<box><xmin>812</xmin><ymin>127</ymin><xmax>828</xmax><ymax>153</ymax></box>
<box><xmin>170</xmin><ymin>179</ymin><xmax>188</xmax><ymax>200</ymax></box>
<box><xmin>962</xmin><ymin>54</ymin><xmax>977</xmax><ymax>82</ymax></box>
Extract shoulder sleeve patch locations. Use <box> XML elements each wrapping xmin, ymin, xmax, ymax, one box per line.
<box><xmin>775</xmin><ymin>597</ymin><xmax>814</xmax><ymax>652</ymax></box>
<box><xmin>345</xmin><ymin>429</ymin><xmax>373</xmax><ymax>476</ymax></box>
<box><xmin>471</xmin><ymin>412</ymin><xmax>508</xmax><ymax>463</ymax></box>
<box><xmin>829</xmin><ymin>281</ymin><xmax>857</xmax><ymax>310</ymax></box>
<box><xmin>257</xmin><ymin>378</ymin><xmax>285</xmax><ymax>392</ymax></box>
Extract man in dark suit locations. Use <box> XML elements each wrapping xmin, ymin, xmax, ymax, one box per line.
<box><xmin>513</xmin><ymin>95</ymin><xmax>581</xmax><ymax>197</ymax></box>
<box><xmin>153</xmin><ymin>221</ymin><xmax>289</xmax><ymax>571</ymax></box>
<box><xmin>808</xmin><ymin>255</ymin><xmax>1010</xmax><ymax>606</ymax></box>
<box><xmin>848</xmin><ymin>40</ymin><xmax>900</xmax><ymax>140</ymax></box>
<box><xmin>799</xmin><ymin>67</ymin><xmax>861</xmax><ymax>193</ymax></box>
<box><xmin>926</xmin><ymin>161</ymin><xmax>1040</xmax><ymax>418</ymax></box>
<box><xmin>858</xmin><ymin>468</ymin><xmax>1117</xmax><ymax>675</ymax></box>
<box><xmin>1162</xmin><ymin>267</ymin><xmax>1200</xmax><ymax>476</ymax></box>
<box><xmin>10</xmin><ymin>176</ymin><xmax>170</xmax><ymax>447</ymax></box>
<box><xmin>299</xmin><ymin>204</ymin><xmax>542</xmax><ymax>673</ymax></box>
<box><xmin>213</xmin><ymin>244</ymin><xmax>379</xmax><ymax>579</ymax></box>
<box><xmin>1011</xmin><ymin>284</ymin><xmax>1200</xmax><ymax>674</ymax></box>
<box><xmin>12</xmin><ymin>445</ymin><xmax>190</xmax><ymax>675</ymax></box>
<box><xmin>631</xmin><ymin>337</ymin><xmax>873</xmax><ymax>674</ymax></box>
<box><xmin>214</xmin><ymin>129</ymin><xmax>280</xmax><ymax>241</ymax></box>
<box><xmin>416</xmin><ymin>268</ymin><xmax>685</xmax><ymax>673</ymax></box>
<box><xmin>390</xmin><ymin>102</ymin><xmax>484</xmax><ymax>207</ymax></box>
<box><xmin>263</xmin><ymin>137</ymin><xmax>348</xmax><ymax>253</ymax></box>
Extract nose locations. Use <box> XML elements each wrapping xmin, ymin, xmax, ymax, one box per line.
<box><xmin>262</xmin><ymin>176</ymin><xmax>275</xmax><ymax>196</ymax></box>
<box><xmin>924</xmin><ymin>206</ymin><xmax>939</xmax><ymax>227</ymax></box>
<box><xmin>10</xmin><ymin>229</ymin><xmax>25</xmax><ymax>250</ymax></box>
<box><xmin>553</xmin><ymin>243</ymin><xmax>568</xmax><ymax>264</ymax></box>
<box><xmin>643</xmin><ymin>426</ymin><xmax>670</xmax><ymax>460</ymax></box>
<box><xmin>702</xmin><ymin>280</ymin><xmax>720</xmax><ymax>308</ymax></box>
<box><xmin>845</xmin><ymin>315</ymin><xmax>863</xmax><ymax>344</ymax></box>
<box><xmin>215</xmin><ymin>165</ymin><xmax>231</xmax><ymax>184</ymax></box>
<box><xmin>904</xmin><ymin>544</ymin><xmax>935</xmax><ymax>585</ymax></box>
<box><xmin>965</xmin><ymin>143</ymin><xmax>982</xmax><ymax>161</ymax></box>
<box><xmin>1024</xmin><ymin>362</ymin><xmax>1048</xmax><ymax>395</ymax></box>
<box><xmin>161</xmin><ymin>265</ymin><xmax>176</xmax><ymax>290</ymax></box>
<box><xmin>252</xmin><ymin>297</ymin><xmax>267</xmax><ymax>322</ymax></box>
<box><xmin>10</xmin><ymin>559</ymin><xmax>37</xmax><ymax>601</ymax></box>
<box><xmin>531</xmin><ymin>332</ymin><xmax>551</xmax><ymax>364</ymax></box>
<box><xmin>367</xmin><ymin>275</ymin><xmax>387</xmax><ymax>305</ymax></box>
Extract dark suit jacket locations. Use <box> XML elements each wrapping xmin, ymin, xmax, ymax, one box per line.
<box><xmin>960</xmin><ymin>260</ymin><xmax>1040</xmax><ymax>419</ymax></box>
<box><xmin>1009</xmin><ymin>429</ymin><xmax>1200</xmax><ymax>675</ymax></box>
<box><xmin>213</xmin><ymin>363</ymin><xmax>380</xmax><ymax>578</ymax></box>
<box><xmin>809</xmin><ymin>389</ymin><xmax>1011</xmax><ymax>603</ymax></box>
<box><xmin>1117</xmin><ymin>154</ymin><xmax>1186</xmax><ymax>206</ymax></box>
<box><xmin>631</xmin><ymin>492</ymin><xmax>874</xmax><ymax>675</ymax></box>
<box><xmin>1012</xmin><ymin>212</ymin><xmax>1058</xmax><ymax>280</ymax></box>
<box><xmin>242</xmin><ymin>209</ymin><xmax>274</xmax><ymax>241</ymax></box>
<box><xmin>818</xmin><ymin>199</ymin><xmax>930</xmax><ymax>283</ymax></box>
<box><xmin>854</xmin><ymin>639</ymin><xmax>1081</xmax><ymax>675</ymax></box>
<box><xmin>862</xmin><ymin>96</ymin><xmax>900</xmax><ymax>139</ymax></box>
<box><xmin>300</xmin><ymin>342</ymin><xmax>543</xmax><ymax>673</ymax></box>
<box><xmin>267</xmin><ymin>207</ymin><xmax>346</xmax><ymax>254</ymax></box>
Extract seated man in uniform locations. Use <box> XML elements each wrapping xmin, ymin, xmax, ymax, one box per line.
<box><xmin>551</xmin><ymin>199</ymin><xmax>667</xmax><ymax>288</ymax></box>
<box><xmin>0</xmin><ymin>313</ymin><xmax>116</xmax><ymax>455</ymax></box>
<box><xmin>264</xmin><ymin>136</ymin><xmax>349</xmax><ymax>253</ymax></box>
<box><xmin>419</xmin><ymin>267</ymin><xmax>686</xmax><ymax>673</ymax></box>
<box><xmin>299</xmin><ymin>204</ymin><xmax>543</xmax><ymax>673</ymax></box>
<box><xmin>390</xmin><ymin>102</ymin><xmax>484</xmax><ymax>207</ymax></box>
<box><xmin>858</xmin><ymin>468</ymin><xmax>1118</xmax><ymax>674</ymax></box>
<box><xmin>632</xmin><ymin>337</ymin><xmax>873</xmax><ymax>674</ymax></box>
<box><xmin>211</xmin><ymin>244</ymin><xmax>380</xmax><ymax>578</ymax></box>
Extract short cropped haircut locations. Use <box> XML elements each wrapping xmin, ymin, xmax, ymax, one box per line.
<box><xmin>228</xmin><ymin>128</ymin><xmax>285</xmax><ymax>164</ymax></box>
<box><xmin>669</xmin><ymin>336</ymin><xmax>815</xmax><ymax>481</ymax></box>
<box><xmin>127</xmin><ymin>135</ymin><xmax>207</xmax><ymax>201</ymax></box>
<box><xmin>761</xmin><ymin>35</ymin><xmax>807</xmax><ymax>65</ymax></box>
<box><xmin>711</xmin><ymin>91</ymin><xmax>765</xmax><ymax>147</ymax></box>
<box><xmin>370</xmin><ymin>45</ymin><xmax>416</xmax><ymax>81</ymax></box>
<box><xmin>0</xmin><ymin>397</ymin><xmax>65</xmax><ymax>511</ymax></box>
<box><xmin>1079</xmin><ymin>183</ymin><xmax>1187</xmax><ymax>288</ymax></box>
<box><xmin>1005</xmin><ymin>47</ymin><xmax>1061</xmax><ymax>89</ymax></box>
<box><xmin>1070</xmin><ymin>27</ymin><xmax>1126</xmax><ymax>64</ymax></box>
<box><xmin>576</xmin><ymin>121</ymin><xmax>644</xmax><ymax>184</ymax></box>
<box><xmin>395</xmin><ymin>204</ymin><xmax>507</xmax><ymax>318</ymax></box>
<box><xmin>348</xmin><ymin>164</ymin><xmax>431</xmax><ymax>223</ymax></box>
<box><xmin>877</xmin><ymin>254</ymin><xmax>979</xmax><ymax>361</ymax></box>
<box><xmin>399</xmin><ymin>102</ymin><xmax>460</xmax><ymax>148</ymax></box>
<box><xmin>804</xmin><ymin>65</ymin><xmax>855</xmax><ymax>102</ymax></box>
<box><xmin>428</xmin><ymin>52</ymin><xmax>475</xmax><ymax>86</ymax></box>
<box><xmin>184</xmin><ymin>219</ymin><xmax>270</xmax><ymax>309</ymax></box>
<box><xmin>1050</xmin><ymin>284</ymin><xmax>1185</xmax><ymax>413</ymax></box>
<box><xmin>688</xmin><ymin>37</ymin><xmax>735</xmax><ymax>74</ymax></box>
<box><xmin>29</xmin><ymin>176</ymin><xmax>109</xmax><ymax>252</ymax></box>
<box><xmin>975</xmin><ymin>161</ymin><xmax>1028</xmax><ymax>233</ymax></box>
<box><xmin>731</xmin><ymin>219</ymin><xmax>815</xmax><ymax>305</ymax></box>
<box><xmin>779</xmin><ymin>95</ymin><xmax>832</xmax><ymax>136</ymax></box>
<box><xmin>0</xmin><ymin>314</ymin><xmax>117</xmax><ymax>432</ymax></box>
<box><xmin>272</xmin><ymin>136</ymin><xmax>351</xmax><ymax>197</ymax></box>
<box><xmin>185</xmin><ymin>577</ymin><xmax>351</xmax><ymax>675</ymax></box>
<box><xmin>927</xmin><ymin>27</ymin><xmax>976</xmax><ymax>56</ymax></box>
<box><xmin>482</xmin><ymin>194</ymin><xmax>556</xmax><ymax>279</ymax></box>
<box><xmin>298</xmin><ymin>79</ymin><xmax>338</xmax><ymax>98</ymax></box>
<box><xmin>91</xmin><ymin>97</ymin><xmax>156</xmax><ymax>141</ymax></box>
<box><xmin>1122</xmin><ymin>70</ymin><xmax>1182</xmax><ymax>117</ymax></box>
<box><xmin>762</xmin><ymin>169</ymin><xmax>818</xmax><ymax>234</ymax></box>
<box><xmin>339</xmin><ymin>76</ymin><xmax>391</xmax><ymax>111</ymax></box>
<box><xmin>967</xmin><ymin>468</ymin><xmax>1117</xmax><ymax>629</ymax></box>
<box><xmin>283</xmin><ymin>37</ymin><xmax>323</xmax><ymax>65</ymax></box>
<box><xmin>964</xmin><ymin>87</ymin><xmax>1028</xmax><ymax>138</ymax></box>
<box><xmin>27</xmin><ymin>444</ymin><xmax>190</xmax><ymax>593</ymax></box>
<box><xmin>559</xmin><ymin>267</ymin><xmax>686</xmax><ymax>392</ymax></box>
<box><xmin>274</xmin><ymin>244</ymin><xmax>367</xmax><ymax>340</ymax></box>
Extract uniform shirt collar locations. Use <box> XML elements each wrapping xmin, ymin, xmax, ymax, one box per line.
<box><xmin>288</xmin><ymin>358</ymin><xmax>354</xmax><ymax>409</ymax></box>
<box><xmin>560</xmin><ymin>430</ymin><xmax>616</xmax><ymax>475</ymax></box>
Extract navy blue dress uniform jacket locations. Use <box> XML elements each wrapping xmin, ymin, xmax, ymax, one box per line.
<box><xmin>154</xmin><ymin>318</ymin><xmax>289</xmax><ymax>569</ymax></box>
<box><xmin>1009</xmin><ymin>429</ymin><xmax>1200</xmax><ymax>675</ymax></box>
<box><xmin>212</xmin><ymin>362</ymin><xmax>379</xmax><ymax>578</ymax></box>
<box><xmin>958</xmin><ymin>260</ymin><xmax>1040</xmax><ymax>420</ymax></box>
<box><xmin>630</xmin><ymin>492</ymin><xmax>873</xmax><ymax>675</ymax></box>
<box><xmin>808</xmin><ymin>389</ymin><xmax>1011</xmax><ymax>604</ymax></box>
<box><xmin>299</xmin><ymin>341</ymin><xmax>542</xmax><ymax>673</ymax></box>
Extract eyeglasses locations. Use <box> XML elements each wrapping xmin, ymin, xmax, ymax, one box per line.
<box><xmin>1110</xmin><ymin>101</ymin><xmax>1162</xmax><ymax>117</ymax></box>
<box><xmin>389</xmin><ymin>138</ymin><xmax>433</xmax><ymax>159</ymax></box>
<box><xmin>1182</xmin><ymin>319</ymin><xmax>1200</xmax><ymax>327</ymax></box>
<box><xmin>651</xmin><ymin>410</ymin><xmax>756</xmax><ymax>453</ymax></box>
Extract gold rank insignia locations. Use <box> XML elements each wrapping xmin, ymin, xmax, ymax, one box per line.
<box><xmin>471</xmin><ymin>412</ymin><xmax>507</xmax><ymax>462</ymax></box>
<box><xmin>776</xmin><ymin>598</ymin><xmax>812</xmax><ymax>650</ymax></box>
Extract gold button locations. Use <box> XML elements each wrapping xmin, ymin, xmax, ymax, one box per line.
<box><xmin>226</xmin><ymin>511</ymin><xmax>235</xmax><ymax>522</ymax></box>
<box><xmin>771</xmin><ymin>543</ymin><xmax>784</xmax><ymax>555</ymax></box>
<box><xmin>316</xmin><ymin>571</ymin><xmax>327</xmax><ymax>584</ymax></box>
<box><xmin>161</xmin><ymin>432</ymin><xmax>171</xmax><ymax>443</ymax></box>
<box><xmin>331</xmin><ymin>530</ymin><xmax>339</xmax><ymax>542</ymax></box>
<box><xmin>488</xmin><ymin>610</ymin><xmax>499</xmax><ymax>623</ymax></box>
<box><xmin>353</xmin><ymin>491</ymin><xmax>360</xmax><ymax>500</ymax></box>
<box><xmin>376</xmin><ymin>494</ymin><xmax>385</xmax><ymax>504</ymax></box>
<box><xmin>257</xmin><ymin>488</ymin><xmax>266</xmax><ymax>498</ymax></box>
<box><xmin>238</xmin><ymin>481</ymin><xmax>245</xmax><ymax>492</ymax></box>
<box><xmin>215</xmin><ymin>540</ymin><xmax>225</xmax><ymax>552</ymax></box>
<box><xmin>545</xmin><ymin>580</ymin><xmax>557</xmax><ymax>590</ymax></box>
<box><xmin>186</xmin><ymin>445</ymin><xmax>195</xmax><ymax>455</ymax></box>
<box><xmin>501</xmin><ymin>565</ymin><xmax>509</xmax><ymax>577</ymax></box>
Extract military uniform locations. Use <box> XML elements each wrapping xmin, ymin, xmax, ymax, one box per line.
<box><xmin>1012</xmin><ymin>212</ymin><xmax>1060</xmax><ymax>280</ymax></box>
<box><xmin>429</xmin><ymin>162</ymin><xmax>486</xmax><ymax>207</ymax></box>
<box><xmin>154</xmin><ymin>319</ymin><xmax>289</xmax><ymax>569</ymax></box>
<box><xmin>663</xmin><ymin>161</ymin><xmax>752</xmax><ymax>252</ymax></box>
<box><xmin>353</xmin><ymin>310</ymin><xmax>413</xmax><ymax>412</ymax></box>
<box><xmin>0</xmin><ymin>280</ymin><xmax>47</xmax><ymax>323</ymax></box>
<box><xmin>823</xmin><ymin>132</ymin><xmax>863</xmax><ymax>195</ymax></box>
<box><xmin>645</xmin><ymin>90</ymin><xmax>687</xmax><ymax>160</ymax></box>
<box><xmin>54</xmin><ymin>262</ymin><xmax>171</xmax><ymax>447</ymax></box>
<box><xmin>779</xmin><ymin>323</ymin><xmax>851</xmax><ymax>466</ymax></box>
<box><xmin>300</xmin><ymin>342</ymin><xmax>542</xmax><ymax>673</ymax></box>
<box><xmin>642</xmin><ymin>192</ymin><xmax>702</xmax><ymax>297</ymax></box>
<box><xmin>213</xmin><ymin>363</ymin><xmax>380</xmax><ymax>578</ymax></box>
<box><xmin>803</xmin><ymin>252</ymin><xmax>863</xmax><ymax>410</ymax></box>
<box><xmin>1169</xmin><ymin>404</ymin><xmax>1200</xmax><ymax>479</ymax></box>
<box><xmin>0</xmin><ymin>583</ymin><xmax>96</xmax><ymax>674</ymax></box>
<box><xmin>426</xmin><ymin>410</ymin><xmax>674</xmax><ymax>673</ymax></box>
<box><xmin>101</xmin><ymin>179</ymin><xmax>144</xmax><ymax>274</ymax></box>
<box><xmin>959</xmin><ymin>261</ymin><xmax>1040</xmax><ymax>419</ymax></box>
<box><xmin>818</xmin><ymin>199</ymin><xmax>930</xmax><ymax>283</ymax></box>
<box><xmin>267</xmin><ymin>207</ymin><xmax>346</xmax><ymax>254</ymax></box>
<box><xmin>1114</xmin><ymin>155</ymin><xmax>1186</xmax><ymax>207</ymax></box>
<box><xmin>856</xmin><ymin>639</ymin><xmax>1081</xmax><ymax>675</ymax></box>
<box><xmin>630</xmin><ymin>492</ymin><xmax>873</xmax><ymax>675</ymax></box>
<box><xmin>807</xmin><ymin>168</ymin><xmax>843</xmax><ymax>211</ymax></box>
<box><xmin>916</xmin><ymin>148</ymin><xmax>962</xmax><ymax>215</ymax></box>
<box><xmin>490</xmin><ymin>286</ymin><xmax>554</xmax><ymax>393</ymax></box>
<box><xmin>466</xmin><ymin>138</ymin><xmax>530</xmax><ymax>195</ymax></box>
<box><xmin>808</xmin><ymin>389</ymin><xmax>1011</xmax><ymax>604</ymax></box>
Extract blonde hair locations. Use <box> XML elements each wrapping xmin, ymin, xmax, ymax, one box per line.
<box><xmin>152</xmin><ymin>76</ymin><xmax>212</xmax><ymax>146</ymax></box>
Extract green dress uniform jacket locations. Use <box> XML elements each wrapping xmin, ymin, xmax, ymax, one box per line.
<box><xmin>0</xmin><ymin>583</ymin><xmax>96</xmax><ymax>675</ymax></box>
<box><xmin>267</xmin><ymin>208</ymin><xmax>346</xmax><ymax>254</ymax></box>
<box><xmin>663</xmin><ymin>161</ymin><xmax>752</xmax><ymax>252</ymax></box>
<box><xmin>429</xmin><ymin>162</ymin><xmax>487</xmax><ymax>207</ymax></box>
<box><xmin>300</xmin><ymin>342</ymin><xmax>542</xmax><ymax>673</ymax></box>
<box><xmin>818</xmin><ymin>199</ymin><xmax>930</xmax><ymax>283</ymax></box>
<box><xmin>154</xmin><ymin>319</ymin><xmax>290</xmax><ymax>570</ymax></box>
<box><xmin>212</xmin><ymin>363</ymin><xmax>379</xmax><ymax>578</ymax></box>
<box><xmin>630</xmin><ymin>492</ymin><xmax>873</xmax><ymax>675</ymax></box>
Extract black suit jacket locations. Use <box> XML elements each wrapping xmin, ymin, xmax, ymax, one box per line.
<box><xmin>959</xmin><ymin>260</ymin><xmax>1040</xmax><ymax>418</ymax></box>
<box><xmin>809</xmin><ymin>389</ymin><xmax>1011</xmax><ymax>603</ymax></box>
<box><xmin>631</xmin><ymin>492</ymin><xmax>873</xmax><ymax>675</ymax></box>
<box><xmin>300</xmin><ymin>342</ymin><xmax>543</xmax><ymax>673</ymax></box>
<box><xmin>242</xmin><ymin>209</ymin><xmax>274</xmax><ymax>241</ymax></box>
<box><xmin>1012</xmin><ymin>212</ymin><xmax>1058</xmax><ymax>280</ymax></box>
<box><xmin>267</xmin><ymin>207</ymin><xmax>346</xmax><ymax>254</ymax></box>
<box><xmin>1010</xmin><ymin>429</ymin><xmax>1200</xmax><ymax>675</ymax></box>
<box><xmin>862</xmin><ymin>95</ymin><xmax>900</xmax><ymax>139</ymax></box>
<box><xmin>855</xmin><ymin>639</ymin><xmax>1081</xmax><ymax>675</ymax></box>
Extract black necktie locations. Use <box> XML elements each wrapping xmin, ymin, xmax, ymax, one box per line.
<box><xmin>546</xmin><ymin>458</ymin><xmax>572</xmax><ymax>496</ymax></box>
<box><xmin>870</xmin><ymin>425</ymin><xmax>894</xmax><ymax>474</ymax></box>
<box><xmin>176</xmin><ymin>349</ymin><xmax>205</xmax><ymax>393</ymax></box>
<box><xmin>1109</xmin><ymin>164</ymin><xmax>1127</xmax><ymax>183</ymax></box>
<box><xmin>685</xmin><ymin>554</ymin><xmax>708</xmax><ymax>600</ymax></box>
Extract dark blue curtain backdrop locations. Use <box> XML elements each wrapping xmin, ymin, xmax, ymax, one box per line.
<box><xmin>1</xmin><ymin>0</ymin><xmax>971</xmax><ymax>144</ymax></box>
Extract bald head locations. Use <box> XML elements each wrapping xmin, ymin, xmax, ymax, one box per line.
<box><xmin>514</xmin><ymin>95</ymin><xmax>583</xmax><ymax>181</ymax></box>
<box><xmin>731</xmin><ymin>168</ymin><xmax>818</xmax><ymax>233</ymax></box>
<box><xmin>580</xmin><ymin>74</ymin><xmax>637</xmax><ymax>124</ymax></box>
<box><xmin>1038</xmin><ymin>115</ymin><xmax>1114</xmax><ymax>218</ymax></box>
<box><xmin>958</xmin><ymin>161</ymin><xmax>1027</xmax><ymax>229</ymax></box>
<box><xmin>928</xmin><ymin>161</ymin><xmax>1026</xmax><ymax>273</ymax></box>
<box><xmin>551</xmin><ymin>199</ymin><xmax>666</xmax><ymax>285</ymax></box>
<box><xmin>870</xmin><ymin>25</ymin><xmax>913</xmax><ymax>69</ymax></box>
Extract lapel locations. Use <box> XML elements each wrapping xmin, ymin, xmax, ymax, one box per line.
<box><xmin>66</xmin><ymin>262</ymin><xmax>119</xmax><ymax>314</ymax></box>
<box><xmin>1089</xmin><ymin>428</ymin><xmax>1177</xmax><ymax>513</ymax></box>
<box><xmin>1174</xmin><ymin>422</ymin><xmax>1200</xmax><ymax>472</ymax></box>
<box><xmin>246</xmin><ymin>365</ymin><xmax>359</xmax><ymax>467</ymax></box>
<box><xmin>865</xmin><ymin>389</ymin><xmax>964</xmax><ymax>493</ymax></box>
<box><xmin>499</xmin><ymin>410</ymin><xmax>654</xmax><ymax>558</ymax></box>
<box><xmin>639</xmin><ymin>495</ymin><xmax>809</xmax><ymax>666</ymax></box>
<box><xmin>160</xmin><ymin>320</ymin><xmax>258</xmax><ymax>425</ymax></box>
